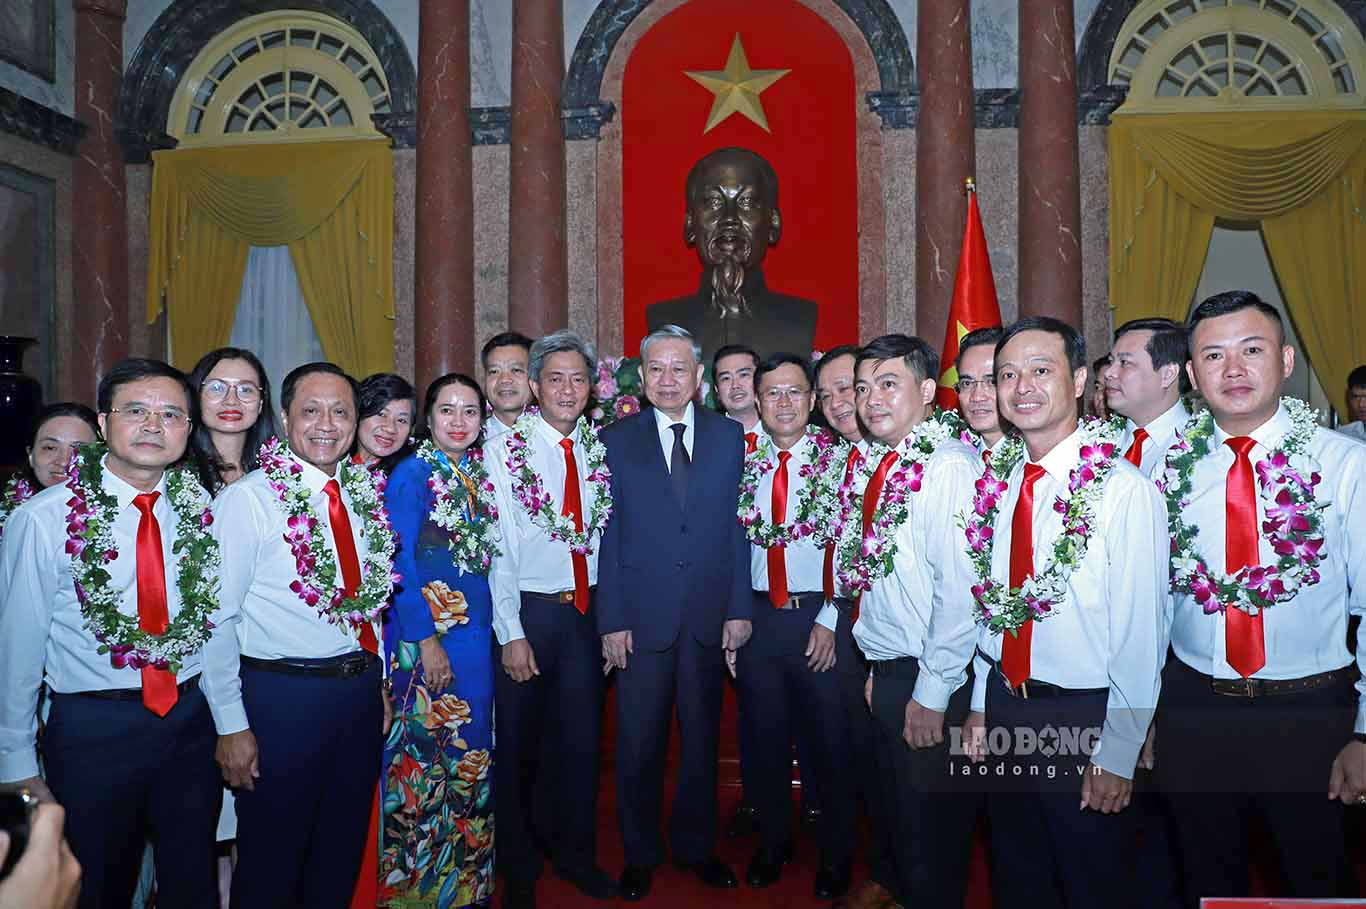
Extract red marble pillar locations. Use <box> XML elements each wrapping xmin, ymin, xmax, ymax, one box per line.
<box><xmin>1018</xmin><ymin>0</ymin><xmax>1083</xmax><ymax>325</ymax></box>
<box><xmin>507</xmin><ymin>0</ymin><xmax>568</xmax><ymax>339</ymax></box>
<box><xmin>72</xmin><ymin>0</ymin><xmax>129</xmax><ymax>400</ymax></box>
<box><xmin>415</xmin><ymin>0</ymin><xmax>475</xmax><ymax>388</ymax></box>
<box><xmin>915</xmin><ymin>0</ymin><xmax>975</xmax><ymax>346</ymax></box>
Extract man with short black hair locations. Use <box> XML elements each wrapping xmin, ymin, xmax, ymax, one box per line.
<box><xmin>841</xmin><ymin>334</ymin><xmax>982</xmax><ymax>909</ymax></box>
<box><xmin>0</xmin><ymin>358</ymin><xmax>236</xmax><ymax>909</ymax></box>
<box><xmin>1104</xmin><ymin>318</ymin><xmax>1190</xmax><ymax>476</ymax></box>
<box><xmin>714</xmin><ymin>344</ymin><xmax>765</xmax><ymax>451</ymax></box>
<box><xmin>1339</xmin><ymin>364</ymin><xmax>1366</xmax><ymax>442</ymax></box>
<box><xmin>954</xmin><ymin>327</ymin><xmax>1006</xmax><ymax>457</ymax></box>
<box><xmin>481</xmin><ymin>331</ymin><xmax>534</xmax><ymax>442</ymax></box>
<box><xmin>210</xmin><ymin>362</ymin><xmax>393</xmax><ymax>909</ymax></box>
<box><xmin>1157</xmin><ymin>291</ymin><xmax>1366</xmax><ymax>905</ymax></box>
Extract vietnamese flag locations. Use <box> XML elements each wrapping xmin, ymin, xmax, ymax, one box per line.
<box><xmin>936</xmin><ymin>183</ymin><xmax>1003</xmax><ymax>409</ymax></box>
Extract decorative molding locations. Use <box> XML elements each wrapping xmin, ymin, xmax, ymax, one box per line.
<box><xmin>974</xmin><ymin>89</ymin><xmax>1018</xmax><ymax>129</ymax></box>
<box><xmin>564</xmin><ymin>0</ymin><xmax>916</xmax><ymax>133</ymax></box>
<box><xmin>1078</xmin><ymin>84</ymin><xmax>1127</xmax><ymax>125</ymax></box>
<box><xmin>118</xmin><ymin>0</ymin><xmax>417</xmax><ymax>162</ymax></box>
<box><xmin>371</xmin><ymin>111</ymin><xmax>415</xmax><ymax>148</ymax></box>
<box><xmin>470</xmin><ymin>106</ymin><xmax>511</xmax><ymax>146</ymax></box>
<box><xmin>0</xmin><ymin>87</ymin><xmax>86</xmax><ymax>155</ymax></box>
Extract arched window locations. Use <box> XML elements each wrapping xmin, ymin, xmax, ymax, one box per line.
<box><xmin>167</xmin><ymin>10</ymin><xmax>390</xmax><ymax>144</ymax></box>
<box><xmin>1108</xmin><ymin>0</ymin><xmax>1366</xmax><ymax>110</ymax></box>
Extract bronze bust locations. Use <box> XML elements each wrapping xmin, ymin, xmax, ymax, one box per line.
<box><xmin>646</xmin><ymin>147</ymin><xmax>818</xmax><ymax>362</ymax></box>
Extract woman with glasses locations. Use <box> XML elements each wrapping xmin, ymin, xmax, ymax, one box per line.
<box><xmin>355</xmin><ymin>373</ymin><xmax>417</xmax><ymax>473</ymax></box>
<box><xmin>186</xmin><ymin>348</ymin><xmax>280</xmax><ymax>494</ymax></box>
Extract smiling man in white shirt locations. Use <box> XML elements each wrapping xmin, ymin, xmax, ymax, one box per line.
<box><xmin>481</xmin><ymin>331</ymin><xmax>534</xmax><ymax>443</ymax></box>
<box><xmin>1339</xmin><ymin>364</ymin><xmax>1366</xmax><ymax>442</ymax></box>
<box><xmin>1103</xmin><ymin>318</ymin><xmax>1191</xmax><ymax>477</ymax></box>
<box><xmin>487</xmin><ymin>330</ymin><xmax>617</xmax><ymax>908</ymax></box>
<box><xmin>1155</xmin><ymin>291</ymin><xmax>1366</xmax><ymax>904</ymax></box>
<box><xmin>208</xmin><ymin>362</ymin><xmax>391</xmax><ymax>909</ymax></box>
<box><xmin>954</xmin><ymin>327</ymin><xmax>1006</xmax><ymax>459</ymax></box>
<box><xmin>0</xmin><ymin>359</ymin><xmax>233</xmax><ymax>909</ymax></box>
<box><xmin>964</xmin><ymin>317</ymin><xmax>1166</xmax><ymax>909</ymax></box>
<box><xmin>845</xmin><ymin>333</ymin><xmax>983</xmax><ymax>909</ymax></box>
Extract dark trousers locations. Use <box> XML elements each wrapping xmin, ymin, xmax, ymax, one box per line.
<box><xmin>616</xmin><ymin>631</ymin><xmax>724</xmax><ymax>867</ymax></box>
<box><xmin>493</xmin><ymin>594</ymin><xmax>604</xmax><ymax>882</ymax></box>
<box><xmin>1155</xmin><ymin>656</ymin><xmax>1357</xmax><ymax>906</ymax></box>
<box><xmin>735</xmin><ymin>594</ymin><xmax>854</xmax><ymax>862</ymax></box>
<box><xmin>230</xmin><ymin>657</ymin><xmax>383</xmax><ymax>909</ymax></box>
<box><xmin>869</xmin><ymin>657</ymin><xmax>979</xmax><ymax>909</ymax></box>
<box><xmin>834</xmin><ymin>601</ymin><xmax>895</xmax><ymax>887</ymax></box>
<box><xmin>44</xmin><ymin>681</ymin><xmax>221</xmax><ymax>909</ymax></box>
<box><xmin>983</xmin><ymin>670</ymin><xmax>1136</xmax><ymax>909</ymax></box>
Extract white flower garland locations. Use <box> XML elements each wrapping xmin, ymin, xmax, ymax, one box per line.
<box><xmin>503</xmin><ymin>413</ymin><xmax>612</xmax><ymax>555</ymax></box>
<box><xmin>415</xmin><ymin>440</ymin><xmax>501</xmax><ymax>574</ymax></box>
<box><xmin>0</xmin><ymin>474</ymin><xmax>35</xmax><ymax>539</ymax></box>
<box><xmin>737</xmin><ymin>429</ymin><xmax>847</xmax><ymax>548</ymax></box>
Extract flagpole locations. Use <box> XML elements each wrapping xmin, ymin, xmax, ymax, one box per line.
<box><xmin>965</xmin><ymin>176</ymin><xmax>976</xmax><ymax>195</ymax></box>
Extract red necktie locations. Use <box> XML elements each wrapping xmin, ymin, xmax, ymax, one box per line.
<box><xmin>745</xmin><ymin>432</ymin><xmax>758</xmax><ymax>454</ymax></box>
<box><xmin>559</xmin><ymin>439</ymin><xmax>590</xmax><ymax>615</ymax></box>
<box><xmin>1124</xmin><ymin>428</ymin><xmax>1149</xmax><ymax>468</ymax></box>
<box><xmin>1002</xmin><ymin>464</ymin><xmax>1047</xmax><ymax>688</ymax></box>
<box><xmin>824</xmin><ymin>446</ymin><xmax>864</xmax><ymax>600</ymax></box>
<box><xmin>768</xmin><ymin>451</ymin><xmax>792</xmax><ymax>607</ymax></box>
<box><xmin>983</xmin><ymin>447</ymin><xmax>993</xmax><ymax>467</ymax></box>
<box><xmin>853</xmin><ymin>450</ymin><xmax>900</xmax><ymax>622</ymax></box>
<box><xmin>1224</xmin><ymin>437</ymin><xmax>1265</xmax><ymax>678</ymax></box>
<box><xmin>323</xmin><ymin>480</ymin><xmax>378</xmax><ymax>655</ymax></box>
<box><xmin>132</xmin><ymin>493</ymin><xmax>177</xmax><ymax>716</ymax></box>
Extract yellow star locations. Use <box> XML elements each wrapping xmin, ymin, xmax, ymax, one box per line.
<box><xmin>685</xmin><ymin>34</ymin><xmax>791</xmax><ymax>133</ymax></box>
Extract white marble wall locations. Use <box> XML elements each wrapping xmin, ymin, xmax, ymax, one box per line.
<box><xmin>0</xmin><ymin>0</ymin><xmax>75</xmax><ymax>115</ymax></box>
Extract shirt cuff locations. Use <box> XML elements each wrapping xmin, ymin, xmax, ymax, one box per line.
<box><xmin>970</xmin><ymin>653</ymin><xmax>990</xmax><ymax>713</ymax></box>
<box><xmin>493</xmin><ymin>616</ymin><xmax>526</xmax><ymax>647</ymax></box>
<box><xmin>209</xmin><ymin>701</ymin><xmax>250</xmax><ymax>737</ymax></box>
<box><xmin>911</xmin><ymin>667</ymin><xmax>958</xmax><ymax>713</ymax></box>
<box><xmin>1093</xmin><ymin>724</ymin><xmax>1142</xmax><ymax>780</ymax></box>
<box><xmin>1355</xmin><ymin>699</ymin><xmax>1365</xmax><ymax>736</ymax></box>
<box><xmin>815</xmin><ymin>602</ymin><xmax>838</xmax><ymax>632</ymax></box>
<box><xmin>0</xmin><ymin>751</ymin><xmax>40</xmax><ymax>783</ymax></box>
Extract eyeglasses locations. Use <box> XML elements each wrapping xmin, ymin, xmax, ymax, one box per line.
<box><xmin>202</xmin><ymin>379</ymin><xmax>262</xmax><ymax>403</ymax></box>
<box><xmin>954</xmin><ymin>377</ymin><xmax>996</xmax><ymax>394</ymax></box>
<box><xmin>107</xmin><ymin>406</ymin><xmax>191</xmax><ymax>428</ymax></box>
<box><xmin>761</xmin><ymin>387</ymin><xmax>810</xmax><ymax>402</ymax></box>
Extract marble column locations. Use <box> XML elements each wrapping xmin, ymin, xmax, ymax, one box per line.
<box><xmin>508</xmin><ymin>0</ymin><xmax>568</xmax><ymax>339</ymax></box>
<box><xmin>72</xmin><ymin>0</ymin><xmax>129</xmax><ymax>399</ymax></box>
<box><xmin>1017</xmin><ymin>0</ymin><xmax>1082</xmax><ymax>325</ymax></box>
<box><xmin>915</xmin><ymin>0</ymin><xmax>975</xmax><ymax>346</ymax></box>
<box><xmin>415</xmin><ymin>0</ymin><xmax>475</xmax><ymax>387</ymax></box>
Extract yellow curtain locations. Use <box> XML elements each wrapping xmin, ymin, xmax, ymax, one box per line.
<box><xmin>1108</xmin><ymin>111</ymin><xmax>1366</xmax><ymax>398</ymax></box>
<box><xmin>147</xmin><ymin>139</ymin><xmax>394</xmax><ymax>377</ymax></box>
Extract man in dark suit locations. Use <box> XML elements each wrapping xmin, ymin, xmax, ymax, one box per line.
<box><xmin>599</xmin><ymin>324</ymin><xmax>754</xmax><ymax>901</ymax></box>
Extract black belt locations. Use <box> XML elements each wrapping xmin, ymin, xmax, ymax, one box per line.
<box><xmin>240</xmin><ymin>652</ymin><xmax>378</xmax><ymax>679</ymax></box>
<box><xmin>753</xmin><ymin>590</ymin><xmax>824</xmax><ymax>611</ymax></box>
<box><xmin>1203</xmin><ymin>665</ymin><xmax>1355</xmax><ymax>699</ymax></box>
<box><xmin>71</xmin><ymin>674</ymin><xmax>201</xmax><ymax>701</ymax></box>
<box><xmin>870</xmin><ymin>656</ymin><xmax>918</xmax><ymax>678</ymax></box>
<box><xmin>522</xmin><ymin>586</ymin><xmax>596</xmax><ymax>604</ymax></box>
<box><xmin>978</xmin><ymin>648</ymin><xmax>1107</xmax><ymax>700</ymax></box>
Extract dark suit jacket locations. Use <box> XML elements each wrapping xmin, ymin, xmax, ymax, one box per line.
<box><xmin>646</xmin><ymin>268</ymin><xmax>818</xmax><ymax>362</ymax></box>
<box><xmin>596</xmin><ymin>406</ymin><xmax>752</xmax><ymax>650</ymax></box>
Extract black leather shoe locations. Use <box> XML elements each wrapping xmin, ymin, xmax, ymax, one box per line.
<box><xmin>675</xmin><ymin>855</ymin><xmax>739</xmax><ymax>889</ymax></box>
<box><xmin>555</xmin><ymin>864</ymin><xmax>620</xmax><ymax>899</ymax></box>
<box><xmin>814</xmin><ymin>859</ymin><xmax>853</xmax><ymax>899</ymax></box>
<box><xmin>502</xmin><ymin>878</ymin><xmax>536</xmax><ymax>909</ymax></box>
<box><xmin>619</xmin><ymin>865</ymin><xmax>654</xmax><ymax>902</ymax></box>
<box><xmin>745</xmin><ymin>844</ymin><xmax>792</xmax><ymax>888</ymax></box>
<box><xmin>725</xmin><ymin>803</ymin><xmax>759</xmax><ymax>838</ymax></box>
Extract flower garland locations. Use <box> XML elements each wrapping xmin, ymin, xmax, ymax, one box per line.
<box><xmin>1157</xmin><ymin>397</ymin><xmax>1326</xmax><ymax>615</ymax></box>
<box><xmin>959</xmin><ymin>418</ymin><xmax>1125</xmax><ymax>635</ymax></box>
<box><xmin>832</xmin><ymin>409</ymin><xmax>960</xmax><ymax>593</ymax></box>
<box><xmin>258</xmin><ymin>438</ymin><xmax>398</xmax><ymax>632</ymax></box>
<box><xmin>64</xmin><ymin>443</ymin><xmax>220</xmax><ymax>673</ymax></box>
<box><xmin>737</xmin><ymin>428</ymin><xmax>848</xmax><ymax>548</ymax></box>
<box><xmin>416</xmin><ymin>440</ymin><xmax>502</xmax><ymax>574</ymax></box>
<box><xmin>503</xmin><ymin>413</ymin><xmax>612</xmax><ymax>555</ymax></box>
<box><xmin>0</xmin><ymin>475</ymin><xmax>35</xmax><ymax>538</ymax></box>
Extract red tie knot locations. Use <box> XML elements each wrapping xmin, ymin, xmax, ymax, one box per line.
<box><xmin>560</xmin><ymin>438</ymin><xmax>574</xmax><ymax>453</ymax></box>
<box><xmin>1022</xmin><ymin>462</ymin><xmax>1047</xmax><ymax>491</ymax></box>
<box><xmin>745</xmin><ymin>432</ymin><xmax>757</xmax><ymax>453</ymax></box>
<box><xmin>1226</xmin><ymin>436</ymin><xmax>1257</xmax><ymax>459</ymax></box>
<box><xmin>777</xmin><ymin>450</ymin><xmax>791</xmax><ymax>465</ymax></box>
<box><xmin>133</xmin><ymin>491</ymin><xmax>160</xmax><ymax>514</ymax></box>
<box><xmin>848</xmin><ymin>447</ymin><xmax>863</xmax><ymax>469</ymax></box>
<box><xmin>983</xmin><ymin>448</ymin><xmax>993</xmax><ymax>465</ymax></box>
<box><xmin>323</xmin><ymin>478</ymin><xmax>342</xmax><ymax>502</ymax></box>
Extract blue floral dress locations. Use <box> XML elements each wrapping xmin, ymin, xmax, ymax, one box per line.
<box><xmin>380</xmin><ymin>450</ymin><xmax>495</xmax><ymax>908</ymax></box>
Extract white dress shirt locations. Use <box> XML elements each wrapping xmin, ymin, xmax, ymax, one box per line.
<box><xmin>208</xmin><ymin>456</ymin><xmax>378</xmax><ymax>678</ymax></box>
<box><xmin>747</xmin><ymin>433</ymin><xmax>838</xmax><ymax>632</ymax></box>
<box><xmin>487</xmin><ymin>415</ymin><xmax>602</xmax><ymax>645</ymax></box>
<box><xmin>0</xmin><ymin>461</ymin><xmax>242</xmax><ymax>780</ymax></box>
<box><xmin>1122</xmin><ymin>399</ymin><xmax>1191</xmax><ymax>478</ymax></box>
<box><xmin>970</xmin><ymin>428</ymin><xmax>1168</xmax><ymax>777</ymax></box>
<box><xmin>1166</xmin><ymin>403</ymin><xmax>1366</xmax><ymax>732</ymax></box>
<box><xmin>653</xmin><ymin>402</ymin><xmax>696</xmax><ymax>470</ymax></box>
<box><xmin>1337</xmin><ymin>420</ymin><xmax>1366</xmax><ymax>444</ymax></box>
<box><xmin>483</xmin><ymin>414</ymin><xmax>517</xmax><ymax>445</ymax></box>
<box><xmin>854</xmin><ymin>435</ymin><xmax>983</xmax><ymax>711</ymax></box>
